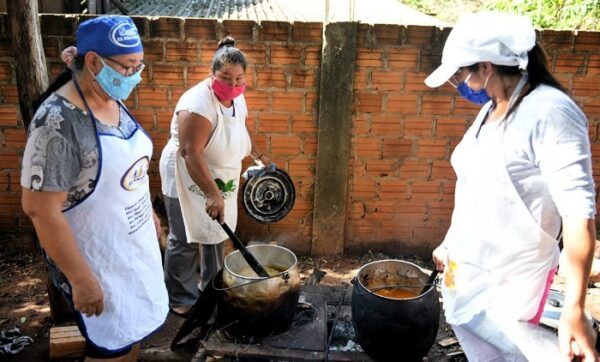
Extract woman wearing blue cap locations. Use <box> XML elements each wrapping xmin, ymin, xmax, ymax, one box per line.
<box><xmin>21</xmin><ymin>16</ymin><xmax>168</xmax><ymax>360</ymax></box>
<box><xmin>425</xmin><ymin>12</ymin><xmax>598</xmax><ymax>361</ymax></box>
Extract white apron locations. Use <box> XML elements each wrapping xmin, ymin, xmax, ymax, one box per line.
<box><xmin>64</xmin><ymin>81</ymin><xmax>168</xmax><ymax>350</ymax></box>
<box><xmin>175</xmin><ymin>87</ymin><xmax>251</xmax><ymax>244</ymax></box>
<box><xmin>442</xmin><ymin>76</ymin><xmax>560</xmax><ymax>326</ymax></box>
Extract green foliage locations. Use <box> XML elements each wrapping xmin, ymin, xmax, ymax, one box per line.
<box><xmin>402</xmin><ymin>0</ymin><xmax>600</xmax><ymax>30</ymax></box>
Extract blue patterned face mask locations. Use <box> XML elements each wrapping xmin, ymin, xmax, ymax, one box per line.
<box><xmin>456</xmin><ymin>72</ymin><xmax>491</xmax><ymax>105</ymax></box>
<box><xmin>92</xmin><ymin>58</ymin><xmax>141</xmax><ymax>100</ymax></box>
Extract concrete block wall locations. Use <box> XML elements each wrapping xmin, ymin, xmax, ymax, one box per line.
<box><xmin>0</xmin><ymin>14</ymin><xmax>599</xmax><ymax>256</ymax></box>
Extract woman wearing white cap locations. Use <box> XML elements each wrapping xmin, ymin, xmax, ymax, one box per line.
<box><xmin>426</xmin><ymin>12</ymin><xmax>598</xmax><ymax>361</ymax></box>
<box><xmin>21</xmin><ymin>16</ymin><xmax>168</xmax><ymax>360</ymax></box>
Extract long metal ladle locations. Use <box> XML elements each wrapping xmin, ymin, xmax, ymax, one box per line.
<box><xmin>220</xmin><ymin>222</ymin><xmax>270</xmax><ymax>278</ymax></box>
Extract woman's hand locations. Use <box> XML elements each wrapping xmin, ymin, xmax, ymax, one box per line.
<box><xmin>61</xmin><ymin>46</ymin><xmax>77</xmax><ymax>68</ymax></box>
<box><xmin>254</xmin><ymin>153</ymin><xmax>272</xmax><ymax>167</ymax></box>
<box><xmin>206</xmin><ymin>194</ymin><xmax>225</xmax><ymax>224</ymax></box>
<box><xmin>432</xmin><ymin>244</ymin><xmax>448</xmax><ymax>272</ymax></box>
<box><xmin>71</xmin><ymin>274</ymin><xmax>105</xmax><ymax>317</ymax></box>
<box><xmin>558</xmin><ymin>306</ymin><xmax>598</xmax><ymax>361</ymax></box>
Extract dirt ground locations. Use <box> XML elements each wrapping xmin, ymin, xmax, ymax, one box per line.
<box><xmin>0</xmin><ymin>236</ymin><xmax>599</xmax><ymax>362</ymax></box>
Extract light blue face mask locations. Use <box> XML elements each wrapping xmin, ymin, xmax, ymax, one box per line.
<box><xmin>93</xmin><ymin>58</ymin><xmax>141</xmax><ymax>100</ymax></box>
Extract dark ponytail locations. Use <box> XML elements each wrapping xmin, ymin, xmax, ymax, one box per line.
<box><xmin>211</xmin><ymin>36</ymin><xmax>247</xmax><ymax>72</ymax></box>
<box><xmin>525</xmin><ymin>43</ymin><xmax>566</xmax><ymax>93</ymax></box>
<box><xmin>33</xmin><ymin>55</ymin><xmax>85</xmax><ymax>112</ymax></box>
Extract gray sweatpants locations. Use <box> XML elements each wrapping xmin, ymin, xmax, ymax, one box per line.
<box><xmin>163</xmin><ymin>196</ymin><xmax>224</xmax><ymax>306</ymax></box>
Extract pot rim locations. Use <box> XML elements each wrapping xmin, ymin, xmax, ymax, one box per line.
<box><xmin>354</xmin><ymin>259</ymin><xmax>435</xmax><ymax>300</ymax></box>
<box><xmin>224</xmin><ymin>244</ymin><xmax>298</xmax><ymax>280</ymax></box>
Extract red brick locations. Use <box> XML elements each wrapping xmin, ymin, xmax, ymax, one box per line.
<box><xmin>291</xmin><ymin>68</ymin><xmax>317</xmax><ymax>89</ymax></box>
<box><xmin>421</xmin><ymin>96</ymin><xmax>453</xmax><ymax>115</ymax></box>
<box><xmin>0</xmin><ymin>153</ymin><xmax>20</xmax><ymax>170</ymax></box>
<box><xmin>357</xmin><ymin>49</ymin><xmax>383</xmax><ymax>68</ymax></box>
<box><xmin>352</xmin><ymin>116</ymin><xmax>369</xmax><ymax>136</ymax></box>
<box><xmin>371</xmin><ymin>115</ymin><xmax>401</xmax><ymax>136</ymax></box>
<box><xmin>588</xmin><ymin>55</ymin><xmax>600</xmax><ymax>76</ymax></box>
<box><xmin>0</xmin><ymin>61</ymin><xmax>12</xmax><ymax>82</ymax></box>
<box><xmin>432</xmin><ymin>160</ymin><xmax>455</xmax><ymax>180</ymax></box>
<box><xmin>143</xmin><ymin>40</ymin><xmax>165</xmax><ymax>61</ymax></box>
<box><xmin>304</xmin><ymin>46</ymin><xmax>321</xmax><ymax>66</ymax></box>
<box><xmin>572</xmin><ymin>78</ymin><xmax>600</xmax><ymax>97</ymax></box>
<box><xmin>292</xmin><ymin>22</ymin><xmax>322</xmax><ymax>43</ymax></box>
<box><xmin>404</xmin><ymin>72</ymin><xmax>430</xmax><ymax>92</ymax></box>
<box><xmin>199</xmin><ymin>42</ymin><xmax>220</xmax><ymax>63</ymax></box>
<box><xmin>429</xmin><ymin>199</ymin><xmax>455</xmax><ymax>222</ymax></box>
<box><xmin>355</xmin><ymin>93</ymin><xmax>382</xmax><ymax>113</ymax></box>
<box><xmin>137</xmin><ymin>86</ymin><xmax>170</xmax><ymax>108</ymax></box>
<box><xmin>166</xmin><ymin>41</ymin><xmax>199</xmax><ymax>62</ymax></box>
<box><xmin>288</xmin><ymin>158</ymin><xmax>315</xmax><ymax>178</ymax></box>
<box><xmin>574</xmin><ymin>31</ymin><xmax>600</xmax><ymax>52</ymax></box>
<box><xmin>387</xmin><ymin>48</ymin><xmax>419</xmax><ymax>70</ymax></box>
<box><xmin>355</xmin><ymin>24</ymin><xmax>373</xmax><ymax>48</ymax></box>
<box><xmin>270</xmin><ymin>45</ymin><xmax>303</xmax><ymax>66</ymax></box>
<box><xmin>436</xmin><ymin>117</ymin><xmax>467</xmax><ymax>137</ymax></box>
<box><xmin>0</xmin><ymin>107</ymin><xmax>18</xmax><ymax>126</ymax></box>
<box><xmin>184</xmin><ymin>18</ymin><xmax>217</xmax><ymax>41</ymax></box>
<box><xmin>419</xmin><ymin>48</ymin><xmax>443</xmax><ymax>74</ymax></box>
<box><xmin>271</xmin><ymin>134</ymin><xmax>301</xmax><ymax>155</ymax></box>
<box><xmin>353</xmin><ymin>70</ymin><xmax>370</xmax><ymax>91</ymax></box>
<box><xmin>256</xmin><ymin>67</ymin><xmax>287</xmax><ymax>88</ymax></box>
<box><xmin>0</xmin><ymin>37</ymin><xmax>12</xmax><ymax>58</ymax></box>
<box><xmin>244</xmin><ymin>91</ymin><xmax>270</xmax><ymax>111</ymax></box>
<box><xmin>373</xmin><ymin>24</ymin><xmax>402</xmax><ymax>46</ymax></box>
<box><xmin>365</xmin><ymin>200</ymin><xmax>395</xmax><ymax>218</ymax></box>
<box><xmin>417</xmin><ymin>139</ymin><xmax>448</xmax><ymax>159</ymax></box>
<box><xmin>410</xmin><ymin>180</ymin><xmax>442</xmax><ymax>200</ymax></box>
<box><xmin>303</xmin><ymin>136</ymin><xmax>317</xmax><ymax>155</ymax></box>
<box><xmin>222</xmin><ymin>20</ymin><xmax>256</xmax><ymax>41</ymax></box>
<box><xmin>366</xmin><ymin>159</ymin><xmax>398</xmax><ymax>177</ymax></box>
<box><xmin>3</xmin><ymin>128</ymin><xmax>26</xmax><ymax>149</ymax></box>
<box><xmin>187</xmin><ymin>65</ymin><xmax>211</xmax><ymax>85</ymax></box>
<box><xmin>372</xmin><ymin>70</ymin><xmax>403</xmax><ymax>91</ymax></box>
<box><xmin>42</xmin><ymin>37</ymin><xmax>60</xmax><ymax>59</ymax></box>
<box><xmin>149</xmin><ymin>17</ymin><xmax>182</xmax><ymax>39</ymax></box>
<box><xmin>387</xmin><ymin>93</ymin><xmax>418</xmax><ymax>114</ymax></box>
<box><xmin>540</xmin><ymin>30</ymin><xmax>574</xmax><ymax>51</ymax></box>
<box><xmin>554</xmin><ymin>53</ymin><xmax>585</xmax><ymax>74</ymax></box>
<box><xmin>129</xmin><ymin>109</ymin><xmax>155</xmax><ymax>130</ymax></box>
<box><xmin>151</xmin><ymin>64</ymin><xmax>184</xmax><ymax>85</ymax></box>
<box><xmin>171</xmin><ymin>87</ymin><xmax>187</xmax><ymax>105</ymax></box>
<box><xmin>379</xmin><ymin>179</ymin><xmax>408</xmax><ymax>199</ymax></box>
<box><xmin>404</xmin><ymin>116</ymin><xmax>433</xmax><ymax>137</ymax></box>
<box><xmin>291</xmin><ymin>114</ymin><xmax>316</xmax><ymax>134</ymax></box>
<box><xmin>272</xmin><ymin>92</ymin><xmax>303</xmax><ymax>112</ymax></box>
<box><xmin>405</xmin><ymin>26</ymin><xmax>434</xmax><ymax>47</ymax></box>
<box><xmin>353</xmin><ymin>138</ymin><xmax>381</xmax><ymax>158</ymax></box>
<box><xmin>382</xmin><ymin>138</ymin><xmax>412</xmax><ymax>157</ymax></box>
<box><xmin>453</xmin><ymin>97</ymin><xmax>481</xmax><ymax>116</ymax></box>
<box><xmin>237</xmin><ymin>43</ymin><xmax>268</xmax><ymax>65</ymax></box>
<box><xmin>350</xmin><ymin>201</ymin><xmax>366</xmax><ymax>219</ymax></box>
<box><xmin>156</xmin><ymin>110</ymin><xmax>174</xmax><ymax>130</ymax></box>
<box><xmin>305</xmin><ymin>92</ymin><xmax>318</xmax><ymax>112</ymax></box>
<box><xmin>352</xmin><ymin>176</ymin><xmax>377</xmax><ymax>198</ymax></box>
<box><xmin>1</xmin><ymin>85</ymin><xmax>18</xmax><ymax>104</ymax></box>
<box><xmin>258</xmin><ymin>113</ymin><xmax>289</xmax><ymax>133</ymax></box>
<box><xmin>399</xmin><ymin>160</ymin><xmax>430</xmax><ymax>178</ymax></box>
<box><xmin>584</xmin><ymin>99</ymin><xmax>600</xmax><ymax>117</ymax></box>
<box><xmin>260</xmin><ymin>21</ymin><xmax>290</xmax><ymax>42</ymax></box>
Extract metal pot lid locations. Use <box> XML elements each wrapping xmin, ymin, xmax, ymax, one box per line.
<box><xmin>242</xmin><ymin>168</ymin><xmax>295</xmax><ymax>223</ymax></box>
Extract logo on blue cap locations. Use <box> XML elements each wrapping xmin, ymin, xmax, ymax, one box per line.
<box><xmin>109</xmin><ymin>22</ymin><xmax>141</xmax><ymax>48</ymax></box>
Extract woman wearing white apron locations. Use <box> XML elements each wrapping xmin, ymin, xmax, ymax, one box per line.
<box><xmin>21</xmin><ymin>16</ymin><xmax>168</xmax><ymax>360</ymax></box>
<box><xmin>159</xmin><ymin>37</ymin><xmax>271</xmax><ymax>317</ymax></box>
<box><xmin>424</xmin><ymin>12</ymin><xmax>598</xmax><ymax>361</ymax></box>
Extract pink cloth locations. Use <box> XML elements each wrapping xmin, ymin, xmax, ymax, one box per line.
<box><xmin>528</xmin><ymin>267</ymin><xmax>557</xmax><ymax>324</ymax></box>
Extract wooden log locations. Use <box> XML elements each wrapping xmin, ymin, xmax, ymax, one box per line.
<box><xmin>6</xmin><ymin>0</ymin><xmax>49</xmax><ymax>128</ymax></box>
<box><xmin>49</xmin><ymin>325</ymin><xmax>86</xmax><ymax>359</ymax></box>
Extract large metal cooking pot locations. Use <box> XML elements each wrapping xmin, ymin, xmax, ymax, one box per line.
<box><xmin>352</xmin><ymin>260</ymin><xmax>440</xmax><ymax>361</ymax></box>
<box><xmin>218</xmin><ymin>244</ymin><xmax>300</xmax><ymax>338</ymax></box>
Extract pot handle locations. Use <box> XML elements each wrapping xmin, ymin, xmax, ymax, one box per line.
<box><xmin>212</xmin><ymin>271</ymin><xmax>290</xmax><ymax>291</ymax></box>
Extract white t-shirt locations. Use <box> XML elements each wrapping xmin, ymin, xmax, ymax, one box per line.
<box><xmin>159</xmin><ymin>79</ymin><xmax>248</xmax><ymax>198</ymax></box>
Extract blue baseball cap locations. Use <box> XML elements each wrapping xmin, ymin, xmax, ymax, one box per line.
<box><xmin>77</xmin><ymin>16</ymin><xmax>143</xmax><ymax>57</ymax></box>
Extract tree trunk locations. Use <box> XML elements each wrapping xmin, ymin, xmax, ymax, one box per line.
<box><xmin>7</xmin><ymin>0</ymin><xmax>48</xmax><ymax>129</ymax></box>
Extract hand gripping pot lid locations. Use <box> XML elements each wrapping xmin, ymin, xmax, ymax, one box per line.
<box><xmin>424</xmin><ymin>12</ymin><xmax>536</xmax><ymax>88</ymax></box>
<box><xmin>77</xmin><ymin>16</ymin><xmax>143</xmax><ymax>57</ymax></box>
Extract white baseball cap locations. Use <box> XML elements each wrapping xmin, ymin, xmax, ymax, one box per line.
<box><xmin>424</xmin><ymin>12</ymin><xmax>536</xmax><ymax>88</ymax></box>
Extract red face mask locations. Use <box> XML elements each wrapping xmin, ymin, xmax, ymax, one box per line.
<box><xmin>212</xmin><ymin>78</ymin><xmax>246</xmax><ymax>101</ymax></box>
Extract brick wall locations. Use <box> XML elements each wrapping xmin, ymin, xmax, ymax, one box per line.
<box><xmin>0</xmin><ymin>14</ymin><xmax>599</xmax><ymax>255</ymax></box>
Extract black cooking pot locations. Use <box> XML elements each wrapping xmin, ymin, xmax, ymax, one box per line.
<box><xmin>352</xmin><ymin>260</ymin><xmax>440</xmax><ymax>361</ymax></box>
